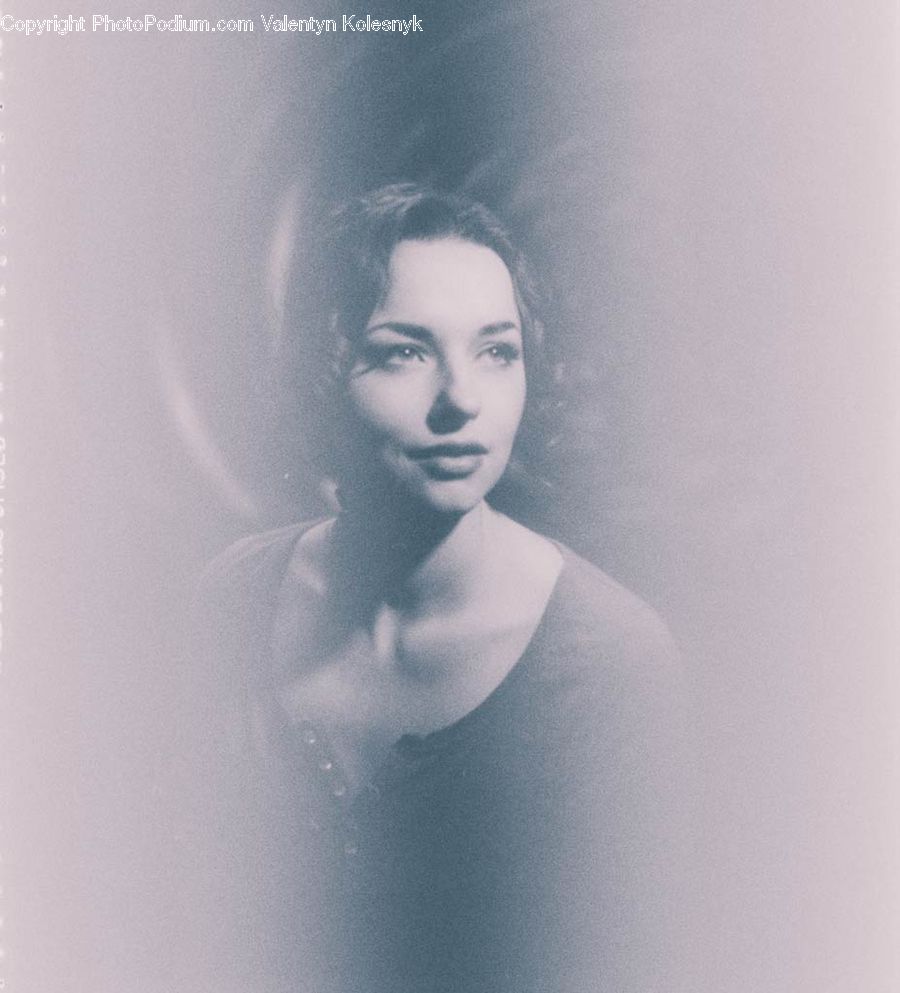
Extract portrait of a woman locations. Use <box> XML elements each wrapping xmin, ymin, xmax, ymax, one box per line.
<box><xmin>186</xmin><ymin>184</ymin><xmax>691</xmax><ymax>993</ymax></box>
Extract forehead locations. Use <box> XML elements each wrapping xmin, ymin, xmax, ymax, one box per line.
<box><xmin>371</xmin><ymin>237</ymin><xmax>520</xmax><ymax>329</ymax></box>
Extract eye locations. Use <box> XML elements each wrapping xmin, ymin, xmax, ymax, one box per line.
<box><xmin>480</xmin><ymin>341</ymin><xmax>522</xmax><ymax>366</ymax></box>
<box><xmin>361</xmin><ymin>343</ymin><xmax>427</xmax><ymax>370</ymax></box>
<box><xmin>386</xmin><ymin>345</ymin><xmax>424</xmax><ymax>363</ymax></box>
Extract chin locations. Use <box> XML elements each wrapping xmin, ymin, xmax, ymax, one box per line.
<box><xmin>340</xmin><ymin>467</ymin><xmax>490</xmax><ymax>517</ymax></box>
<box><xmin>363</xmin><ymin>451</ymin><xmax>496</xmax><ymax>515</ymax></box>
<box><xmin>414</xmin><ymin>479</ymin><xmax>488</xmax><ymax>516</ymax></box>
<box><xmin>402</xmin><ymin>460</ymin><xmax>513</xmax><ymax>515</ymax></box>
<box><xmin>347</xmin><ymin>450</ymin><xmax>509</xmax><ymax>517</ymax></box>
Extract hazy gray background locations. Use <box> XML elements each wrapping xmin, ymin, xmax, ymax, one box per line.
<box><xmin>11</xmin><ymin>1</ymin><xmax>900</xmax><ymax>990</ymax></box>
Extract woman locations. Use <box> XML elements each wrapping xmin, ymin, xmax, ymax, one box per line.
<box><xmin>189</xmin><ymin>185</ymin><xmax>690</xmax><ymax>993</ymax></box>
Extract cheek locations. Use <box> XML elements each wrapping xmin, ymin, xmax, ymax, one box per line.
<box><xmin>345</xmin><ymin>377</ymin><xmax>431</xmax><ymax>439</ymax></box>
<box><xmin>492</xmin><ymin>371</ymin><xmax>527</xmax><ymax>441</ymax></box>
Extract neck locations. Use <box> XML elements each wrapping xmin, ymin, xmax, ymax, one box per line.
<box><xmin>329</xmin><ymin>496</ymin><xmax>494</xmax><ymax>617</ymax></box>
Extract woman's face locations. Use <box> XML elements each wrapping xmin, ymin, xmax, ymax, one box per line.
<box><xmin>343</xmin><ymin>237</ymin><xmax>526</xmax><ymax>515</ymax></box>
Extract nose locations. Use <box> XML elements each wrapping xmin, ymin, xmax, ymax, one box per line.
<box><xmin>426</xmin><ymin>361</ymin><xmax>481</xmax><ymax>434</ymax></box>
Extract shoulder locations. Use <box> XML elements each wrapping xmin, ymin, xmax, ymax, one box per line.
<box><xmin>196</xmin><ymin>520</ymin><xmax>319</xmax><ymax>608</ymax></box>
<box><xmin>192</xmin><ymin>520</ymin><xmax>324</xmax><ymax>674</ymax></box>
<box><xmin>533</xmin><ymin>545</ymin><xmax>691</xmax><ymax>800</ymax></box>
<box><xmin>538</xmin><ymin>541</ymin><xmax>682</xmax><ymax>688</ymax></box>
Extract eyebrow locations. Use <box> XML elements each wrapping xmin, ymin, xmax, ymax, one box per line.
<box><xmin>363</xmin><ymin>320</ymin><xmax>520</xmax><ymax>340</ymax></box>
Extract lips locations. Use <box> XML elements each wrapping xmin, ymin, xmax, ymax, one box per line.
<box><xmin>407</xmin><ymin>443</ymin><xmax>488</xmax><ymax>459</ymax></box>
<box><xmin>406</xmin><ymin>442</ymin><xmax>489</xmax><ymax>479</ymax></box>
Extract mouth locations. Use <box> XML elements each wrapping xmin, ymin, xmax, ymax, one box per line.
<box><xmin>407</xmin><ymin>443</ymin><xmax>489</xmax><ymax>459</ymax></box>
<box><xmin>406</xmin><ymin>442</ymin><xmax>489</xmax><ymax>480</ymax></box>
